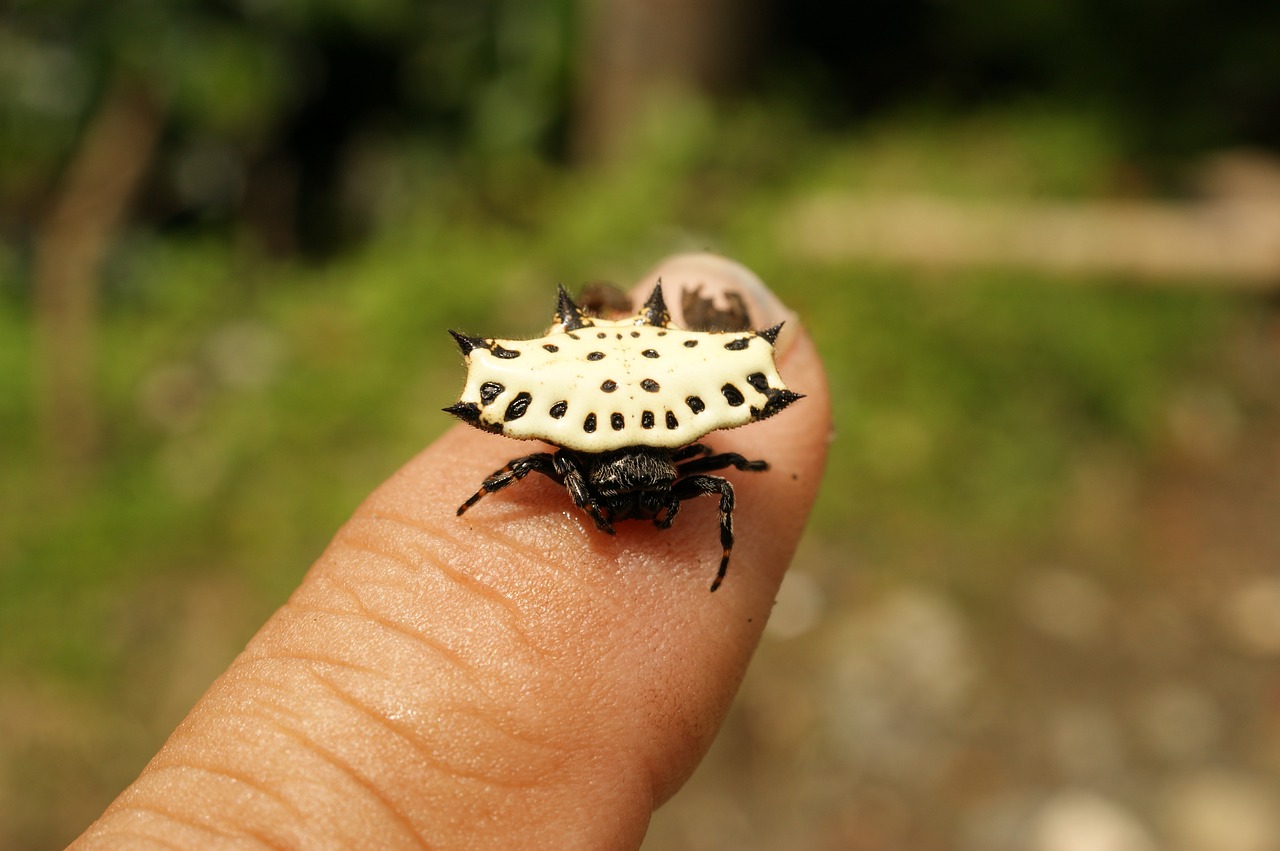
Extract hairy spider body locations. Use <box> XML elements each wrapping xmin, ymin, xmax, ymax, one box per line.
<box><xmin>445</xmin><ymin>283</ymin><xmax>801</xmax><ymax>591</ymax></box>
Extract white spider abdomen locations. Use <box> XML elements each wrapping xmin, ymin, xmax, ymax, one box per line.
<box><xmin>446</xmin><ymin>285</ymin><xmax>800</xmax><ymax>453</ymax></box>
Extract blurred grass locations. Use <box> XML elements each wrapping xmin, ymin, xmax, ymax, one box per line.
<box><xmin>0</xmin><ymin>104</ymin><xmax>1245</xmax><ymax>846</ymax></box>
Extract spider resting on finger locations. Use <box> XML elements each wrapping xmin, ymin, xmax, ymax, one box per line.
<box><xmin>445</xmin><ymin>283</ymin><xmax>801</xmax><ymax>591</ymax></box>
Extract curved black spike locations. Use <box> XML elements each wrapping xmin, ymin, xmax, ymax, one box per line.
<box><xmin>758</xmin><ymin>322</ymin><xmax>785</xmax><ymax>346</ymax></box>
<box><xmin>758</xmin><ymin>389</ymin><xmax>805</xmax><ymax>420</ymax></box>
<box><xmin>449</xmin><ymin>329</ymin><xmax>488</xmax><ymax>355</ymax></box>
<box><xmin>442</xmin><ymin>401</ymin><xmax>481</xmax><ymax>423</ymax></box>
<box><xmin>443</xmin><ymin>401</ymin><xmax>503</xmax><ymax>434</ymax></box>
<box><xmin>555</xmin><ymin>284</ymin><xmax>591</xmax><ymax>330</ymax></box>
<box><xmin>640</xmin><ymin>281</ymin><xmax>671</xmax><ymax>327</ymax></box>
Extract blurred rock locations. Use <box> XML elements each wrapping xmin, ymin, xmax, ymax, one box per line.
<box><xmin>644</xmin><ymin>789</ymin><xmax>753</xmax><ymax>851</ymax></box>
<box><xmin>1118</xmin><ymin>598</ymin><xmax>1196</xmax><ymax>669</ymax></box>
<box><xmin>962</xmin><ymin>791</ymin><xmax>1042</xmax><ymax>851</ymax></box>
<box><xmin>1219</xmin><ymin>575</ymin><xmax>1280</xmax><ymax>656</ymax></box>
<box><xmin>1018</xmin><ymin>568</ymin><xmax>1111</xmax><ymax>646</ymax></box>
<box><xmin>1132</xmin><ymin>683</ymin><xmax>1222</xmax><ymax>763</ymax></box>
<box><xmin>1161</xmin><ymin>770</ymin><xmax>1280</xmax><ymax>851</ymax></box>
<box><xmin>822</xmin><ymin>589</ymin><xmax>977</xmax><ymax>780</ymax></box>
<box><xmin>1047</xmin><ymin>705</ymin><xmax>1126</xmax><ymax>781</ymax></box>
<box><xmin>1026</xmin><ymin>790</ymin><xmax>1157</xmax><ymax>851</ymax></box>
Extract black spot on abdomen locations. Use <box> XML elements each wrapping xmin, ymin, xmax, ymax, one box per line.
<box><xmin>584</xmin><ymin>413</ymin><xmax>597</xmax><ymax>433</ymax></box>
<box><xmin>492</xmin><ymin>344</ymin><xmax>521</xmax><ymax>359</ymax></box>
<box><xmin>549</xmin><ymin>401</ymin><xmax>568</xmax><ymax>419</ymax></box>
<box><xmin>746</xmin><ymin>372</ymin><xmax>769</xmax><ymax>393</ymax></box>
<box><xmin>641</xmin><ymin>378</ymin><xmax>660</xmax><ymax>392</ymax></box>
<box><xmin>601</xmin><ymin>380</ymin><xmax>618</xmax><ymax>392</ymax></box>
<box><xmin>504</xmin><ymin>392</ymin><xmax>532</xmax><ymax>421</ymax></box>
<box><xmin>610</xmin><ymin>413</ymin><xmax>625</xmax><ymax>430</ymax></box>
<box><xmin>666</xmin><ymin>411</ymin><xmax>679</xmax><ymax>429</ymax></box>
<box><xmin>641</xmin><ymin>411</ymin><xmax>655</xmax><ymax>429</ymax></box>
<box><xmin>479</xmin><ymin>382</ymin><xmax>504</xmax><ymax>405</ymax></box>
<box><xmin>724</xmin><ymin>337</ymin><xmax>750</xmax><ymax>351</ymax></box>
<box><xmin>686</xmin><ymin>395</ymin><xmax>705</xmax><ymax>414</ymax></box>
<box><xmin>722</xmin><ymin>384</ymin><xmax>745</xmax><ymax>406</ymax></box>
<box><xmin>587</xmin><ymin>351</ymin><xmax>605</xmax><ymax>361</ymax></box>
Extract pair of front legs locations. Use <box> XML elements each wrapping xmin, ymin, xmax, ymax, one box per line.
<box><xmin>456</xmin><ymin>444</ymin><xmax>767</xmax><ymax>591</ymax></box>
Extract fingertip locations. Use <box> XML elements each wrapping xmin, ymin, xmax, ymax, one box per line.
<box><xmin>360</xmin><ymin>253</ymin><xmax>832</xmax><ymax>808</ymax></box>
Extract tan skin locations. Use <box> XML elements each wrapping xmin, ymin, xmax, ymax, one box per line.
<box><xmin>71</xmin><ymin>254</ymin><xmax>831</xmax><ymax>850</ymax></box>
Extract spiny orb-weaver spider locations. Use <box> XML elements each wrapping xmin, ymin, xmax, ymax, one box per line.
<box><xmin>444</xmin><ymin>283</ymin><xmax>801</xmax><ymax>591</ymax></box>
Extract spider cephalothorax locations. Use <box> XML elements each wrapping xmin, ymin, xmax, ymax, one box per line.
<box><xmin>444</xmin><ymin>282</ymin><xmax>801</xmax><ymax>591</ymax></box>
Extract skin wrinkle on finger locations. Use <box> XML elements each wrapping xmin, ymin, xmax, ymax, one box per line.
<box><xmin>100</xmin><ymin>828</ymin><xmax>186</xmax><ymax>851</ymax></box>
<box><xmin>181</xmin><ymin>694</ymin><xmax>551</xmax><ymax>801</ymax></box>
<box><xmin>156</xmin><ymin>687</ymin><xmax>451</xmax><ymax>847</ymax></box>
<box><xmin>335</xmin><ymin>514</ymin><xmax>529</xmax><ymax>622</ymax></box>
<box><xmin>228</xmin><ymin>709</ymin><xmax>428</xmax><ymax>847</ymax></box>
<box><xmin>74</xmin><ymin>256</ymin><xmax>829</xmax><ymax>851</ymax></box>
<box><xmin>301</xmin><ymin>521</ymin><xmax>619</xmax><ymax>693</ymax></box>
<box><xmin>303</xmin><ymin>681</ymin><xmax>540</xmax><ymax>805</ymax></box>
<box><xmin>255</xmin><ymin>645</ymin><xmax>386</xmax><ymax>680</ymax></box>
<box><xmin>240</xmin><ymin>544</ymin><xmax>623</xmax><ymax>796</ymax></box>
<box><xmin>324</xmin><ymin>506</ymin><xmax>641</xmax><ymax>658</ymax></box>
<box><xmin>147</xmin><ymin>691</ymin><xmax>432</xmax><ymax>849</ymax></box>
<box><xmin>255</xmin><ymin>623</ymin><xmax>572</xmax><ymax>774</ymax></box>
<box><xmin>259</xmin><ymin>685</ymin><xmax>460</xmax><ymax>849</ymax></box>
<box><xmin>140</xmin><ymin>762</ymin><xmax>305</xmax><ymax>824</ymax></box>
<box><xmin>252</xmin><ymin>606</ymin><xmax>583</xmax><ymax>763</ymax></box>
<box><xmin>388</xmin><ymin>508</ymin><xmax>622</xmax><ymax>617</ymax></box>
<box><xmin>119</xmin><ymin>803</ymin><xmax>248</xmax><ymax>843</ymax></box>
<box><xmin>275</xmin><ymin>600</ymin><xmax>490</xmax><ymax>690</ymax></box>
<box><xmin>124</xmin><ymin>769</ymin><xmax>305</xmax><ymax>850</ymax></box>
<box><xmin>308</xmin><ymin>537</ymin><xmax>541</xmax><ymax>655</ymax></box>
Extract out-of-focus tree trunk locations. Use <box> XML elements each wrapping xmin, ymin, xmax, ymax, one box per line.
<box><xmin>573</xmin><ymin>0</ymin><xmax>759</xmax><ymax>166</ymax></box>
<box><xmin>33</xmin><ymin>79</ymin><xmax>163</xmax><ymax>476</ymax></box>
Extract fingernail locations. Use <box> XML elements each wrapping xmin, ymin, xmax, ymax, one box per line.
<box><xmin>633</xmin><ymin>253</ymin><xmax>798</xmax><ymax>355</ymax></box>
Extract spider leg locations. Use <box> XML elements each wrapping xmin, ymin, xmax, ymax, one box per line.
<box><xmin>553</xmin><ymin>450</ymin><xmax>616</xmax><ymax>534</ymax></box>
<box><xmin>676</xmin><ymin>452</ymin><xmax>769</xmax><ymax>477</ymax></box>
<box><xmin>457</xmin><ymin>452</ymin><xmax>560</xmax><ymax>515</ymax></box>
<box><xmin>672</xmin><ymin>474</ymin><xmax>738</xmax><ymax>592</ymax></box>
<box><xmin>653</xmin><ymin>492</ymin><xmax>681</xmax><ymax>529</ymax></box>
<box><xmin>672</xmin><ymin>443</ymin><xmax>713</xmax><ymax>463</ymax></box>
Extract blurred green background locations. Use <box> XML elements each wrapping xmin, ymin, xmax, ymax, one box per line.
<box><xmin>4</xmin><ymin>1</ymin><xmax>1280</xmax><ymax>848</ymax></box>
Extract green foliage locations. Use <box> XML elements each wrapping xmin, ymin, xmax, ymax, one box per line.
<box><xmin>157</xmin><ymin>24</ymin><xmax>294</xmax><ymax>136</ymax></box>
<box><xmin>796</xmin><ymin>108</ymin><xmax>1121</xmax><ymax>199</ymax></box>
